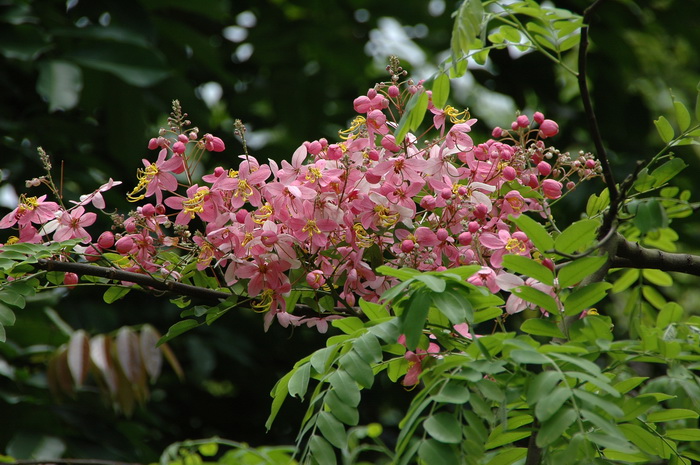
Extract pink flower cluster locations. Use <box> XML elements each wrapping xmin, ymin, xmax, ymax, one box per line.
<box><xmin>0</xmin><ymin>80</ymin><xmax>601</xmax><ymax>330</ymax></box>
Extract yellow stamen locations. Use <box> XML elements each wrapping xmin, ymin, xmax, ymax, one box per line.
<box><xmin>252</xmin><ymin>203</ymin><xmax>274</xmax><ymax>224</ymax></box>
<box><xmin>306</xmin><ymin>167</ymin><xmax>322</xmax><ymax>183</ymax></box>
<box><xmin>6</xmin><ymin>236</ymin><xmax>19</xmax><ymax>245</ymax></box>
<box><xmin>353</xmin><ymin>223</ymin><xmax>373</xmax><ymax>248</ymax></box>
<box><xmin>443</xmin><ymin>106</ymin><xmax>470</xmax><ymax>124</ymax></box>
<box><xmin>127</xmin><ymin>164</ymin><xmax>159</xmax><ymax>202</ymax></box>
<box><xmin>302</xmin><ymin>219</ymin><xmax>321</xmax><ymax>237</ymax></box>
<box><xmin>338</xmin><ymin>116</ymin><xmax>366</xmax><ymax>140</ymax></box>
<box><xmin>252</xmin><ymin>289</ymin><xmax>275</xmax><ymax>312</ymax></box>
<box><xmin>228</xmin><ymin>169</ymin><xmax>238</xmax><ymax>178</ymax></box>
<box><xmin>374</xmin><ymin>205</ymin><xmax>399</xmax><ymax>228</ymax></box>
<box><xmin>505</xmin><ymin>238</ymin><xmax>526</xmax><ymax>253</ymax></box>
<box><xmin>234</xmin><ymin>179</ymin><xmax>254</xmax><ymax>200</ymax></box>
<box><xmin>182</xmin><ymin>187</ymin><xmax>210</xmax><ymax>219</ymax></box>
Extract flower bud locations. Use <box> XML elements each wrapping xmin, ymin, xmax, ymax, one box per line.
<box><xmin>261</xmin><ymin>230</ymin><xmax>278</xmax><ymax>247</ymax></box>
<box><xmin>468</xmin><ymin>221</ymin><xmax>480</xmax><ymax>233</ymax></box>
<box><xmin>539</xmin><ymin>119</ymin><xmax>559</xmax><ymax>138</ymax></box>
<box><xmin>388</xmin><ymin>85</ymin><xmax>400</xmax><ymax>98</ymax></box>
<box><xmin>97</xmin><ymin>231</ymin><xmax>115</xmax><ymax>249</ymax></box>
<box><xmin>172</xmin><ymin>141</ymin><xmax>186</xmax><ymax>154</ymax></box>
<box><xmin>542</xmin><ymin>179</ymin><xmax>563</xmax><ymax>199</ymax></box>
<box><xmin>436</xmin><ymin>228</ymin><xmax>449</xmax><ymax>242</ymax></box>
<box><xmin>306</xmin><ymin>270</ymin><xmax>326</xmax><ymax>289</ymax></box>
<box><xmin>64</xmin><ymin>272</ymin><xmax>79</xmax><ymax>289</ymax></box>
<box><xmin>491</xmin><ymin>127</ymin><xmax>503</xmax><ymax>138</ymax></box>
<box><xmin>458</xmin><ymin>231</ymin><xmax>472</xmax><ymax>246</ymax></box>
<box><xmin>537</xmin><ymin>161</ymin><xmax>552</xmax><ymax>177</ymax></box>
<box><xmin>533</xmin><ymin>111</ymin><xmax>545</xmax><ymax>124</ymax></box>
<box><xmin>503</xmin><ymin>166</ymin><xmax>517</xmax><ymax>181</ymax></box>
<box><xmin>401</xmin><ymin>239</ymin><xmax>415</xmax><ymax>253</ymax></box>
<box><xmin>115</xmin><ymin>236</ymin><xmax>134</xmax><ymax>255</ymax></box>
<box><xmin>84</xmin><ymin>245</ymin><xmax>101</xmax><ymax>262</ymax></box>
<box><xmin>516</xmin><ymin>115</ymin><xmax>530</xmax><ymax>127</ymax></box>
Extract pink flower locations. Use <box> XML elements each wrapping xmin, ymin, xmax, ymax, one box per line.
<box><xmin>480</xmin><ymin>229</ymin><xmax>530</xmax><ymax>268</ymax></box>
<box><xmin>203</xmin><ymin>133</ymin><xmax>225</xmax><ymax>152</ymax></box>
<box><xmin>398</xmin><ymin>335</ymin><xmax>440</xmax><ymax>386</ymax></box>
<box><xmin>127</xmin><ymin>149</ymin><xmax>183</xmax><ymax>204</ymax></box>
<box><xmin>0</xmin><ymin>194</ymin><xmax>59</xmax><ymax>228</ymax></box>
<box><xmin>496</xmin><ymin>272</ymin><xmax>556</xmax><ymax>315</ymax></box>
<box><xmin>539</xmin><ymin>119</ymin><xmax>559</xmax><ymax>138</ymax></box>
<box><xmin>51</xmin><ymin>206</ymin><xmax>97</xmax><ymax>242</ymax></box>
<box><xmin>542</xmin><ymin>179</ymin><xmax>563</xmax><ymax>199</ymax></box>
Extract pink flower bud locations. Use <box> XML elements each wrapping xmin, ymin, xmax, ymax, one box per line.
<box><xmin>97</xmin><ymin>231</ymin><xmax>115</xmax><ymax>249</ymax></box>
<box><xmin>178</xmin><ymin>134</ymin><xmax>189</xmax><ymax>143</ymax></box>
<box><xmin>84</xmin><ymin>245</ymin><xmax>101</xmax><ymax>262</ymax></box>
<box><xmin>319</xmin><ymin>138</ymin><xmax>328</xmax><ymax>148</ymax></box>
<box><xmin>474</xmin><ymin>204</ymin><xmax>489</xmax><ymax>219</ymax></box>
<box><xmin>235</xmin><ymin>209</ymin><xmax>248</xmax><ymax>223</ymax></box>
<box><xmin>64</xmin><ymin>272</ymin><xmax>79</xmax><ymax>289</ymax></box>
<box><xmin>539</xmin><ymin>119</ymin><xmax>559</xmax><ymax>138</ymax></box>
<box><xmin>492</xmin><ymin>127</ymin><xmax>503</xmax><ymax>138</ymax></box>
<box><xmin>542</xmin><ymin>179</ymin><xmax>563</xmax><ymax>199</ymax></box>
<box><xmin>585</xmin><ymin>159</ymin><xmax>596</xmax><ymax>169</ymax></box>
<box><xmin>537</xmin><ymin>161</ymin><xmax>552</xmax><ymax>176</ymax></box>
<box><xmin>436</xmin><ymin>228</ymin><xmax>449</xmax><ymax>242</ymax></box>
<box><xmin>401</xmin><ymin>239</ymin><xmax>415</xmax><ymax>253</ymax></box>
<box><xmin>353</xmin><ymin>96</ymin><xmax>371</xmax><ymax>113</ymax></box>
<box><xmin>566</xmin><ymin>181</ymin><xmax>576</xmax><ymax>190</ymax></box>
<box><xmin>533</xmin><ymin>112</ymin><xmax>545</xmax><ymax>124</ymax></box>
<box><xmin>156</xmin><ymin>204</ymin><xmax>166</xmax><ymax>215</ymax></box>
<box><xmin>327</xmin><ymin>144</ymin><xmax>343</xmax><ymax>160</ymax></box>
<box><xmin>516</xmin><ymin>115</ymin><xmax>530</xmax><ymax>127</ymax></box>
<box><xmin>388</xmin><ymin>85</ymin><xmax>400</xmax><ymax>98</ymax></box>
<box><xmin>527</xmin><ymin>174</ymin><xmax>539</xmax><ymax>189</ymax></box>
<box><xmin>261</xmin><ymin>230</ymin><xmax>278</xmax><ymax>247</ymax></box>
<box><xmin>148</xmin><ymin>138</ymin><xmax>159</xmax><ymax>150</ymax></box>
<box><xmin>542</xmin><ymin>258</ymin><xmax>555</xmax><ymax>272</ymax></box>
<box><xmin>140</xmin><ymin>203</ymin><xmax>156</xmax><ymax>217</ymax></box>
<box><xmin>367</xmin><ymin>88</ymin><xmax>377</xmax><ymax>99</ymax></box>
<box><xmin>204</xmin><ymin>134</ymin><xmax>225</xmax><ymax>152</ymax></box>
<box><xmin>368</xmin><ymin>149</ymin><xmax>380</xmax><ymax>161</ymax></box>
<box><xmin>381</xmin><ymin>135</ymin><xmax>401</xmax><ymax>152</ymax></box>
<box><xmin>115</xmin><ymin>236</ymin><xmax>134</xmax><ymax>255</ymax></box>
<box><xmin>307</xmin><ymin>141</ymin><xmax>322</xmax><ymax>155</ymax></box>
<box><xmin>420</xmin><ymin>195</ymin><xmax>437</xmax><ymax>210</ymax></box>
<box><xmin>306</xmin><ymin>270</ymin><xmax>326</xmax><ymax>289</ymax></box>
<box><xmin>172</xmin><ymin>141</ymin><xmax>186</xmax><ymax>154</ymax></box>
<box><xmin>458</xmin><ymin>231</ymin><xmax>472</xmax><ymax>245</ymax></box>
<box><xmin>503</xmin><ymin>166</ymin><xmax>517</xmax><ymax>181</ymax></box>
<box><xmin>440</xmin><ymin>188</ymin><xmax>452</xmax><ymax>200</ymax></box>
<box><xmin>468</xmin><ymin>221</ymin><xmax>479</xmax><ymax>233</ymax></box>
<box><xmin>511</xmin><ymin>122</ymin><xmax>519</xmax><ymax>131</ymax></box>
<box><xmin>213</xmin><ymin>166</ymin><xmax>225</xmax><ymax>176</ymax></box>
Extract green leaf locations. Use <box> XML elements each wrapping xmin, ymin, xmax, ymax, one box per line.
<box><xmin>535</xmin><ymin>386</ymin><xmax>570</xmax><ymax>422</ymax></box>
<box><xmin>557</xmin><ymin>255</ymin><xmax>607</xmax><ymax>289</ymax></box>
<box><xmin>674</xmin><ymin>99</ymin><xmax>691</xmax><ymax>132</ymax></box>
<box><xmin>619</xmin><ymin>423</ymin><xmax>667</xmax><ymax>456</ymax></box>
<box><xmin>484</xmin><ymin>430</ymin><xmax>532</xmax><ymax>450</ymax></box>
<box><xmin>375</xmin><ymin>265</ymin><xmax>420</xmax><ymax>280</ymax></box>
<box><xmin>527</xmin><ymin>371</ymin><xmax>562</xmax><ymax>406</ymax></box>
<box><xmin>158</xmin><ymin>319</ymin><xmax>199</xmax><ymax>346</ymax></box>
<box><xmin>339</xmin><ymin>351</ymin><xmax>374</xmax><ymax>389</ymax></box>
<box><xmin>612</xmin><ymin>269</ymin><xmax>641</xmax><ymax>294</ymax></box>
<box><xmin>502</xmin><ymin>255</ymin><xmax>554</xmax><ymax>285</ymax></box>
<box><xmin>650</xmin><ymin>158</ymin><xmax>687</xmax><ymax>187</ymax></box>
<box><xmin>0</xmin><ymin>304</ymin><xmax>16</xmax><ymax>327</ymax></box>
<box><xmin>288</xmin><ymin>363</ymin><xmax>311</xmax><ymax>400</ymax></box>
<box><xmin>400</xmin><ymin>288</ymin><xmax>430</xmax><ymax>350</ymax></box>
<box><xmin>537</xmin><ymin>407</ymin><xmax>577</xmax><ymax>447</ymax></box>
<box><xmin>613</xmin><ymin>377</ymin><xmax>649</xmax><ymax>394</ymax></box>
<box><xmin>414</xmin><ymin>274</ymin><xmax>446</xmax><ymax>292</ymax></box>
<box><xmin>554</xmin><ymin>219</ymin><xmax>599</xmax><ymax>255</ymax></box>
<box><xmin>418</xmin><ymin>439</ymin><xmax>459</xmax><ymax>465</ymax></box>
<box><xmin>510</xmin><ymin>349</ymin><xmax>550</xmax><ymax>365</ymax></box>
<box><xmin>510</xmin><ymin>214</ymin><xmax>554</xmax><ymax>252</ymax></box>
<box><xmin>308</xmin><ymin>436</ymin><xmax>336</xmax><ymax>465</ymax></box>
<box><xmin>317</xmin><ymin>411</ymin><xmax>347</xmax><ymax>449</ymax></box>
<box><xmin>329</xmin><ymin>370</ymin><xmax>361</xmax><ymax>406</ymax></box>
<box><xmin>332</xmin><ymin>317</ymin><xmax>364</xmax><ymax>335</ymax></box>
<box><xmin>424</xmin><ymin>412</ymin><xmax>463</xmax><ymax>444</ymax></box>
<box><xmin>353</xmin><ymin>333</ymin><xmax>382</xmax><ymax>365</ymax></box>
<box><xmin>573</xmin><ymin>389</ymin><xmax>624</xmax><ymax>418</ymax></box>
<box><xmin>634</xmin><ymin>199</ymin><xmax>667</xmax><ymax>235</ymax></box>
<box><xmin>484</xmin><ymin>448</ymin><xmax>527</xmax><ymax>465</ymax></box>
<box><xmin>103</xmin><ymin>286</ymin><xmax>130</xmax><ymax>304</ymax></box>
<box><xmin>325</xmin><ymin>391</ymin><xmax>359</xmax><ymax>426</ymax></box>
<box><xmin>431</xmin><ymin>286</ymin><xmax>473</xmax><ymax>324</ymax></box>
<box><xmin>654</xmin><ymin>116</ymin><xmax>675</xmax><ymax>143</ymax></box>
<box><xmin>432</xmin><ymin>72</ymin><xmax>450</xmax><ymax>109</ymax></box>
<box><xmin>564</xmin><ymin>282</ymin><xmax>612</xmax><ymax>316</ymax></box>
<box><xmin>359</xmin><ymin>298</ymin><xmax>390</xmax><ymax>321</ymax></box>
<box><xmin>198</xmin><ymin>443</ymin><xmax>218</xmax><ymax>457</ymax></box>
<box><xmin>665</xmin><ymin>428</ymin><xmax>700</xmax><ymax>441</ymax></box>
<box><xmin>520</xmin><ymin>318</ymin><xmax>565</xmax><ymax>338</ymax></box>
<box><xmin>647</xmin><ymin>409</ymin><xmax>699</xmax><ymax>423</ymax></box>
<box><xmin>432</xmin><ymin>381</ymin><xmax>471</xmax><ymax>404</ymax></box>
<box><xmin>657</xmin><ymin>302</ymin><xmax>683</xmax><ymax>328</ymax></box>
<box><xmin>473</xmin><ymin>307</ymin><xmax>503</xmax><ymax>324</ymax></box>
<box><xmin>512</xmin><ymin>286</ymin><xmax>559</xmax><ymax>314</ymax></box>
<box><xmin>642</xmin><ymin>269</ymin><xmax>673</xmax><ymax>287</ymax></box>
<box><xmin>0</xmin><ymin>290</ymin><xmax>25</xmax><ymax>309</ymax></box>
<box><xmin>0</xmin><ymin>324</ymin><xmax>5</xmax><ymax>343</ymax></box>
<box><xmin>394</xmin><ymin>89</ymin><xmax>429</xmax><ymax>143</ymax></box>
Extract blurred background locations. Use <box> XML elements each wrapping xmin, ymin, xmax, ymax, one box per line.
<box><xmin>1</xmin><ymin>0</ymin><xmax>699</xmax><ymax>461</ymax></box>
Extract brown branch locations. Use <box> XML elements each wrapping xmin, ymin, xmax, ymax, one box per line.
<box><xmin>611</xmin><ymin>234</ymin><xmax>700</xmax><ymax>276</ymax></box>
<box><xmin>33</xmin><ymin>259</ymin><xmax>361</xmax><ymax>318</ymax></box>
<box><xmin>35</xmin><ymin>259</ymin><xmax>232</xmax><ymax>303</ymax></box>
<box><xmin>10</xmin><ymin>460</ymin><xmax>141</xmax><ymax>465</ymax></box>
<box><xmin>578</xmin><ymin>0</ymin><xmax>617</xmax><ymax>238</ymax></box>
<box><xmin>525</xmin><ymin>421</ymin><xmax>541</xmax><ymax>465</ymax></box>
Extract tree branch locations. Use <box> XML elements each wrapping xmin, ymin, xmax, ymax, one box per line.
<box><xmin>611</xmin><ymin>234</ymin><xmax>700</xmax><ymax>276</ymax></box>
<box><xmin>525</xmin><ymin>422</ymin><xmax>541</xmax><ymax>465</ymax></box>
<box><xmin>578</xmin><ymin>0</ymin><xmax>618</xmax><ymax>238</ymax></box>
<box><xmin>35</xmin><ymin>259</ymin><xmax>232</xmax><ymax>303</ymax></box>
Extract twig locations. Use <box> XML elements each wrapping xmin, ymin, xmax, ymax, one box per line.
<box><xmin>578</xmin><ymin>0</ymin><xmax>617</xmax><ymax>238</ymax></box>
<box><xmin>611</xmin><ymin>234</ymin><xmax>700</xmax><ymax>276</ymax></box>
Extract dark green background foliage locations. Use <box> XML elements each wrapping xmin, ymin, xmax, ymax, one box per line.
<box><xmin>0</xmin><ymin>0</ymin><xmax>699</xmax><ymax>462</ymax></box>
